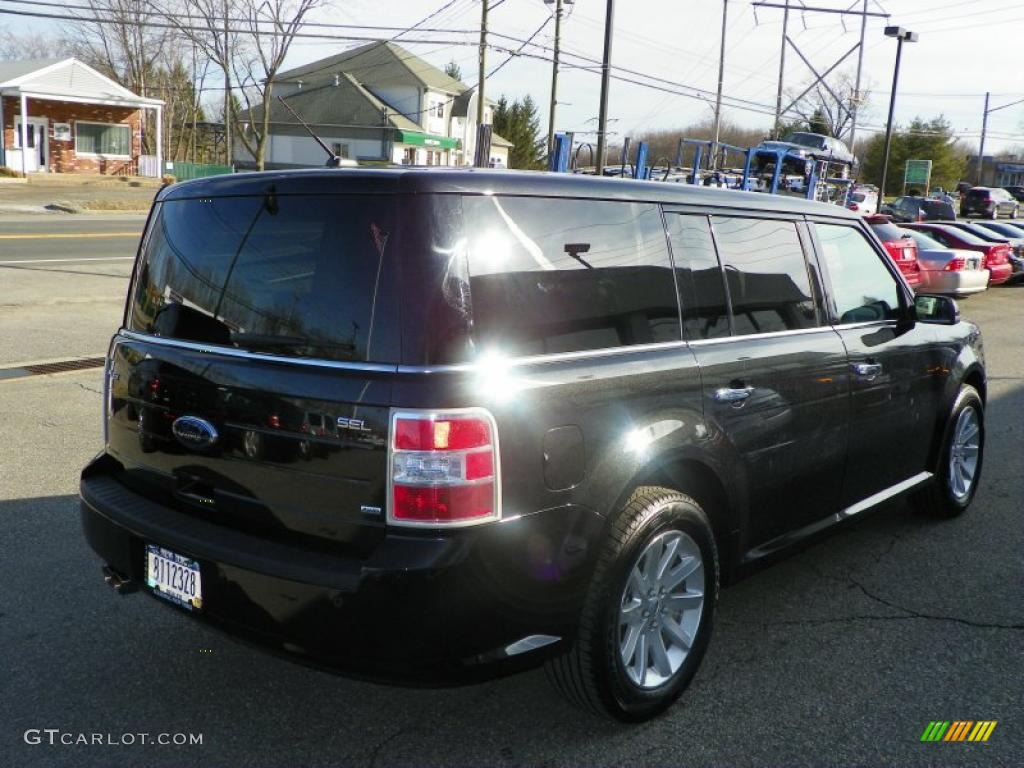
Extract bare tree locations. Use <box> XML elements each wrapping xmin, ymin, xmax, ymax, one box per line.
<box><xmin>168</xmin><ymin>0</ymin><xmax>323</xmax><ymax>170</ymax></box>
<box><xmin>784</xmin><ymin>70</ymin><xmax>870</xmax><ymax>142</ymax></box>
<box><xmin>231</xmin><ymin>0</ymin><xmax>324</xmax><ymax>170</ymax></box>
<box><xmin>161</xmin><ymin>0</ymin><xmax>241</xmax><ymax>165</ymax></box>
<box><xmin>0</xmin><ymin>29</ymin><xmax>70</xmax><ymax>60</ymax></box>
<box><xmin>65</xmin><ymin>1</ymin><xmax>171</xmax><ymax>100</ymax></box>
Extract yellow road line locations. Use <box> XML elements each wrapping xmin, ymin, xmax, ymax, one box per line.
<box><xmin>0</xmin><ymin>232</ymin><xmax>139</xmax><ymax>240</ymax></box>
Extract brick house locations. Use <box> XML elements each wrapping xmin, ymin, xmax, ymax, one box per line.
<box><xmin>0</xmin><ymin>58</ymin><xmax>164</xmax><ymax>176</ymax></box>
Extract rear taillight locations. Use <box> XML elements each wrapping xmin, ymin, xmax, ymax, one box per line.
<box><xmin>986</xmin><ymin>246</ymin><xmax>1009</xmax><ymax>266</ymax></box>
<box><xmin>389</xmin><ymin>409</ymin><xmax>500</xmax><ymax>527</ymax></box>
<box><xmin>944</xmin><ymin>256</ymin><xmax>965</xmax><ymax>271</ymax></box>
<box><xmin>847</xmin><ymin>202</ymin><xmax>859</xmax><ymax>211</ymax></box>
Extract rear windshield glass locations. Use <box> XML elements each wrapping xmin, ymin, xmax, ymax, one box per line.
<box><xmin>869</xmin><ymin>221</ymin><xmax>905</xmax><ymax>241</ymax></box>
<box><xmin>129</xmin><ymin>195</ymin><xmax>395</xmax><ymax>362</ymax></box>
<box><xmin>934</xmin><ymin>226</ymin><xmax>987</xmax><ymax>245</ymax></box>
<box><xmin>850</xmin><ymin>192</ymin><xmax>866</xmax><ymax>202</ymax></box>
<box><xmin>966</xmin><ymin>189</ymin><xmax>989</xmax><ymax>200</ymax></box>
<box><xmin>921</xmin><ymin>200</ymin><xmax>954</xmax><ymax>217</ymax></box>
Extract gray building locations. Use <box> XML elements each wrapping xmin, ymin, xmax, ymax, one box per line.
<box><xmin>236</xmin><ymin>42</ymin><xmax>511</xmax><ymax>169</ymax></box>
<box><xmin>965</xmin><ymin>154</ymin><xmax>1024</xmax><ymax>188</ymax></box>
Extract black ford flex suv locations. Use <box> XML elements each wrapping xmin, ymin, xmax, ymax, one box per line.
<box><xmin>81</xmin><ymin>169</ymin><xmax>986</xmax><ymax>721</ymax></box>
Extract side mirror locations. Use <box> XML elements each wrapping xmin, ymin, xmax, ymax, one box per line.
<box><xmin>915</xmin><ymin>294</ymin><xmax>961</xmax><ymax>325</ymax></box>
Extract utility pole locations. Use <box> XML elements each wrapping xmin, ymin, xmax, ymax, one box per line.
<box><xmin>546</xmin><ymin>0</ymin><xmax>565</xmax><ymax>158</ymax></box>
<box><xmin>847</xmin><ymin>0</ymin><xmax>868</xmax><ymax>155</ymax></box>
<box><xmin>773</xmin><ymin>0</ymin><xmax>790</xmax><ymax>138</ymax></box>
<box><xmin>878</xmin><ymin>27</ymin><xmax>917</xmax><ymax>212</ymax></box>
<box><xmin>712</xmin><ymin>0</ymin><xmax>728</xmax><ymax>169</ymax></box>
<box><xmin>594</xmin><ymin>0</ymin><xmax>615</xmax><ymax>173</ymax></box>
<box><xmin>223</xmin><ymin>0</ymin><xmax>232</xmax><ymax>168</ymax></box>
<box><xmin>477</xmin><ymin>0</ymin><xmax>488</xmax><ymax>127</ymax></box>
<box><xmin>977</xmin><ymin>91</ymin><xmax>990</xmax><ymax>186</ymax></box>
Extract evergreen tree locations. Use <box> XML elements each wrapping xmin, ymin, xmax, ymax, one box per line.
<box><xmin>492</xmin><ymin>94</ymin><xmax>544</xmax><ymax>170</ymax></box>
<box><xmin>444</xmin><ymin>60</ymin><xmax>462</xmax><ymax>81</ymax></box>
<box><xmin>860</xmin><ymin>116</ymin><xmax>967</xmax><ymax>194</ymax></box>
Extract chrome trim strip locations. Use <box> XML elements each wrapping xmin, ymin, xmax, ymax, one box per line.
<box><xmin>397</xmin><ymin>339</ymin><xmax>696</xmax><ymax>374</ymax></box>
<box><xmin>744</xmin><ymin>471</ymin><xmax>933</xmax><ymax>562</ymax></box>
<box><xmin>504</xmin><ymin>634</ymin><xmax>561</xmax><ymax>657</ymax></box>
<box><xmin>687</xmin><ymin>325</ymin><xmax>840</xmax><ymax>347</ymax></box>
<box><xmin>839</xmin><ymin>471</ymin><xmax>933</xmax><ymax>518</ymax></box>
<box><xmin>116</xmin><ymin>330</ymin><xmax>399</xmax><ymax>373</ymax></box>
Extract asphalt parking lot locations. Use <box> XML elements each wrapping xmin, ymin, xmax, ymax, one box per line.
<box><xmin>1</xmin><ymin>215</ymin><xmax>1021</xmax><ymax>768</ymax></box>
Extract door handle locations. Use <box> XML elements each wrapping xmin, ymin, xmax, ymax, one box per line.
<box><xmin>852</xmin><ymin>362</ymin><xmax>883</xmax><ymax>380</ymax></box>
<box><xmin>713</xmin><ymin>386</ymin><xmax>754</xmax><ymax>404</ymax></box>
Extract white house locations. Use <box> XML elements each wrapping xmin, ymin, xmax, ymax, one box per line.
<box><xmin>236</xmin><ymin>41</ymin><xmax>511</xmax><ymax>169</ymax></box>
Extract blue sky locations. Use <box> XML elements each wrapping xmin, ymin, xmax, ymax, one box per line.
<box><xmin>7</xmin><ymin>0</ymin><xmax>1024</xmax><ymax>152</ymax></box>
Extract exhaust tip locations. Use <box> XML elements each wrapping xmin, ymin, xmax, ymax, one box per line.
<box><xmin>102</xmin><ymin>565</ymin><xmax>138</xmax><ymax>594</ymax></box>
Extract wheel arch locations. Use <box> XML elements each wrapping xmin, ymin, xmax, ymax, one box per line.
<box><xmin>605</xmin><ymin>454</ymin><xmax>741</xmax><ymax>583</ymax></box>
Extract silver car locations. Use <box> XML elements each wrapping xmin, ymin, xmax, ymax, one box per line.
<box><xmin>902</xmin><ymin>229</ymin><xmax>989</xmax><ymax>296</ymax></box>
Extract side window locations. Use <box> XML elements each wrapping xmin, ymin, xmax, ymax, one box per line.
<box><xmin>711</xmin><ymin>217</ymin><xmax>819</xmax><ymax>335</ymax></box>
<box><xmin>665</xmin><ymin>214</ymin><xmax>730</xmax><ymax>340</ymax></box>
<box><xmin>815</xmin><ymin>223</ymin><xmax>901</xmax><ymax>323</ymax></box>
<box><xmin>463</xmin><ymin>197</ymin><xmax>680</xmax><ymax>357</ymax></box>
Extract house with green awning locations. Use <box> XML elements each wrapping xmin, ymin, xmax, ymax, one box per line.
<box><xmin>236</xmin><ymin>41</ymin><xmax>512</xmax><ymax>169</ymax></box>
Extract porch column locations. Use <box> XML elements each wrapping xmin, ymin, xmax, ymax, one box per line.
<box><xmin>0</xmin><ymin>94</ymin><xmax>5</xmax><ymax>167</ymax></box>
<box><xmin>19</xmin><ymin>92</ymin><xmax>28</xmax><ymax>176</ymax></box>
<box><xmin>155</xmin><ymin>105</ymin><xmax>162</xmax><ymax>178</ymax></box>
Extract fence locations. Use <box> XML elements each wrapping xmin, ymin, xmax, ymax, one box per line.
<box><xmin>166</xmin><ymin>161</ymin><xmax>234</xmax><ymax>181</ymax></box>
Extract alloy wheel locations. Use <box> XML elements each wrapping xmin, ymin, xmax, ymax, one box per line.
<box><xmin>618</xmin><ymin>530</ymin><xmax>705</xmax><ymax>689</ymax></box>
<box><xmin>948</xmin><ymin>406</ymin><xmax>981</xmax><ymax>501</ymax></box>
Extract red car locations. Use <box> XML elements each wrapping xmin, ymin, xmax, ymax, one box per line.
<box><xmin>903</xmin><ymin>222</ymin><xmax>1014</xmax><ymax>285</ymax></box>
<box><xmin>865</xmin><ymin>214</ymin><xmax>922</xmax><ymax>287</ymax></box>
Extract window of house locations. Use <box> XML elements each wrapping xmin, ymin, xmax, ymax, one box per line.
<box><xmin>430</xmin><ymin>99</ymin><xmax>445</xmax><ymax>118</ymax></box>
<box><xmin>76</xmin><ymin>121</ymin><xmax>131</xmax><ymax>156</ymax></box>
<box><xmin>463</xmin><ymin>196</ymin><xmax>681</xmax><ymax>357</ymax></box>
<box><xmin>330</xmin><ymin>142</ymin><xmax>350</xmax><ymax>159</ymax></box>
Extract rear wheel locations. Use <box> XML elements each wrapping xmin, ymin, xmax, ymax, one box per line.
<box><xmin>912</xmin><ymin>384</ymin><xmax>984</xmax><ymax>517</ymax></box>
<box><xmin>546</xmin><ymin>487</ymin><xmax>718</xmax><ymax>721</ymax></box>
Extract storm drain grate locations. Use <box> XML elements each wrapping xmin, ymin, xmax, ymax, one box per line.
<box><xmin>23</xmin><ymin>356</ymin><xmax>106</xmax><ymax>375</ymax></box>
<box><xmin>0</xmin><ymin>356</ymin><xmax>106</xmax><ymax>381</ymax></box>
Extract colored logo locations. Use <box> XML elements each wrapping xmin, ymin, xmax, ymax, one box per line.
<box><xmin>171</xmin><ymin>415</ymin><xmax>219</xmax><ymax>451</ymax></box>
<box><xmin>921</xmin><ymin>721</ymin><xmax>997</xmax><ymax>742</ymax></box>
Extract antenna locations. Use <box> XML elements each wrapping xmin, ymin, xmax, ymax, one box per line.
<box><xmin>276</xmin><ymin>95</ymin><xmax>342</xmax><ymax>167</ymax></box>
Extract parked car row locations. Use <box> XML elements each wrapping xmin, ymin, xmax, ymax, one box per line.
<box><xmin>866</xmin><ymin>213</ymin><xmax>1024</xmax><ymax>297</ymax></box>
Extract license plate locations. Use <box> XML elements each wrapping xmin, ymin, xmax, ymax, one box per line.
<box><xmin>145</xmin><ymin>545</ymin><xmax>203</xmax><ymax>611</ymax></box>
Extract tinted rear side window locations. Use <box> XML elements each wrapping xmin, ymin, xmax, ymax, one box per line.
<box><xmin>463</xmin><ymin>196</ymin><xmax>680</xmax><ymax>357</ymax></box>
<box><xmin>711</xmin><ymin>217</ymin><xmax>818</xmax><ymax>335</ymax></box>
<box><xmin>130</xmin><ymin>195</ymin><xmax>396</xmax><ymax>362</ymax></box>
<box><xmin>665</xmin><ymin>214</ymin><xmax>729</xmax><ymax>340</ymax></box>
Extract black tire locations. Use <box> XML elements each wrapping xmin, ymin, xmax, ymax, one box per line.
<box><xmin>912</xmin><ymin>384</ymin><xmax>984</xmax><ymax>518</ymax></box>
<box><xmin>545</xmin><ymin>486</ymin><xmax>719</xmax><ymax>722</ymax></box>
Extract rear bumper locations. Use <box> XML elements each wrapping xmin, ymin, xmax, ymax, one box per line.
<box><xmin>918</xmin><ymin>270</ymin><xmax>990</xmax><ymax>296</ymax></box>
<box><xmin>80</xmin><ymin>456</ymin><xmax>599</xmax><ymax>684</ymax></box>
<box><xmin>987</xmin><ymin>263</ymin><xmax>1014</xmax><ymax>285</ymax></box>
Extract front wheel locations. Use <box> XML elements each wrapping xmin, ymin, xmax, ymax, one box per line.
<box><xmin>912</xmin><ymin>384</ymin><xmax>984</xmax><ymax>517</ymax></box>
<box><xmin>546</xmin><ymin>487</ymin><xmax>719</xmax><ymax>721</ymax></box>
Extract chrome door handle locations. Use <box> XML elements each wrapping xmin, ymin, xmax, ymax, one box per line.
<box><xmin>713</xmin><ymin>386</ymin><xmax>754</xmax><ymax>404</ymax></box>
<box><xmin>852</xmin><ymin>362</ymin><xmax>882</xmax><ymax>380</ymax></box>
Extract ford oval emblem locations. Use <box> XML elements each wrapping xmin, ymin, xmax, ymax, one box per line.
<box><xmin>172</xmin><ymin>416</ymin><xmax>219</xmax><ymax>450</ymax></box>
